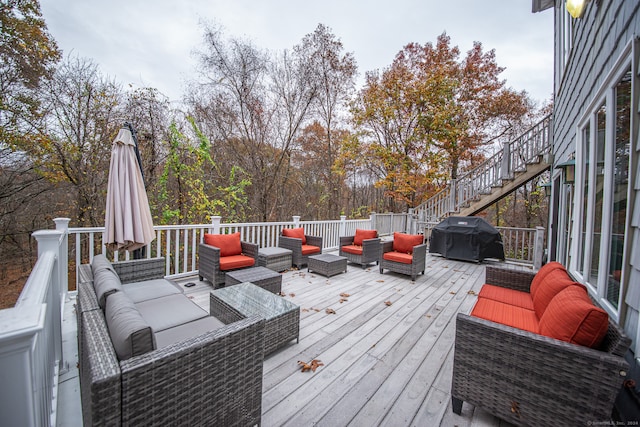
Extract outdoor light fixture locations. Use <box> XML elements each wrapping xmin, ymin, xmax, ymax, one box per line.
<box><xmin>566</xmin><ymin>0</ymin><xmax>590</xmax><ymax>18</ymax></box>
<box><xmin>555</xmin><ymin>159</ymin><xmax>576</xmax><ymax>184</ymax></box>
<box><xmin>540</xmin><ymin>182</ymin><xmax>552</xmax><ymax>198</ymax></box>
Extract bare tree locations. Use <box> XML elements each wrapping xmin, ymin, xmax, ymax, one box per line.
<box><xmin>39</xmin><ymin>55</ymin><xmax>124</xmax><ymax>227</ymax></box>
<box><xmin>295</xmin><ymin>24</ymin><xmax>357</xmax><ymax>217</ymax></box>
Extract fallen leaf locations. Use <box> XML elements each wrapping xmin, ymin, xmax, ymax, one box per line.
<box><xmin>449</xmin><ymin>291</ymin><xmax>456</xmax><ymax>295</ymax></box>
<box><xmin>278</xmin><ymin>292</ymin><xmax>286</xmax><ymax>297</ymax></box>
<box><xmin>313</xmin><ymin>308</ymin><xmax>321</xmax><ymax>312</ymax></box>
<box><xmin>301</xmin><ymin>308</ymin><xmax>310</xmax><ymax>312</ymax></box>
<box><xmin>326</xmin><ymin>308</ymin><xmax>336</xmax><ymax>314</ymax></box>
<box><xmin>298</xmin><ymin>359</ymin><xmax>324</xmax><ymax>372</ymax></box>
<box><xmin>289</xmin><ymin>293</ymin><xmax>296</xmax><ymax>297</ymax></box>
<box><xmin>339</xmin><ymin>298</ymin><xmax>348</xmax><ymax>303</ymax></box>
<box><xmin>425</xmin><ymin>314</ymin><xmax>432</xmax><ymax>318</ymax></box>
<box><xmin>384</xmin><ymin>301</ymin><xmax>392</xmax><ymax>306</ymax></box>
<box><xmin>376</xmin><ymin>280</ymin><xmax>384</xmax><ymax>283</ymax></box>
<box><xmin>467</xmin><ymin>290</ymin><xmax>477</xmax><ymax>295</ymax></box>
<box><xmin>340</xmin><ymin>292</ymin><xmax>350</xmax><ymax>297</ymax></box>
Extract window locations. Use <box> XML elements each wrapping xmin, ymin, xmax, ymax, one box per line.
<box><xmin>574</xmin><ymin>63</ymin><xmax>632</xmax><ymax>314</ymax></box>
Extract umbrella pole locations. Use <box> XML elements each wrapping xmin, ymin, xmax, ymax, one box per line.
<box><xmin>125</xmin><ymin>122</ymin><xmax>146</xmax><ymax>260</ymax></box>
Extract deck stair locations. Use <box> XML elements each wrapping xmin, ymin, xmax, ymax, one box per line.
<box><xmin>416</xmin><ymin>114</ymin><xmax>552</xmax><ymax>224</ymax></box>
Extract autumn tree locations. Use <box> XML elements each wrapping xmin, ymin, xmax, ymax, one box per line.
<box><xmin>295</xmin><ymin>24</ymin><xmax>357</xmax><ymax>217</ymax></box>
<box><xmin>352</xmin><ymin>33</ymin><xmax>534</xmax><ymax>209</ymax></box>
<box><xmin>0</xmin><ymin>0</ymin><xmax>60</xmax><ymax>148</ymax></box>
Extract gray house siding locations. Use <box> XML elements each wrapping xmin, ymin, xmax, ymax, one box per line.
<box><xmin>551</xmin><ymin>0</ymin><xmax>640</xmax><ymax>346</ymax></box>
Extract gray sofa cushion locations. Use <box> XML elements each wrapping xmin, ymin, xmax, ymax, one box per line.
<box><xmin>154</xmin><ymin>316</ymin><xmax>225</xmax><ymax>349</ymax></box>
<box><xmin>91</xmin><ymin>254</ymin><xmax>115</xmax><ymax>275</ymax></box>
<box><xmin>122</xmin><ymin>279</ymin><xmax>182</xmax><ymax>303</ymax></box>
<box><xmin>104</xmin><ymin>291</ymin><xmax>155</xmax><ymax>360</ymax></box>
<box><xmin>136</xmin><ymin>294</ymin><xmax>208</xmax><ymax>333</ymax></box>
<box><xmin>93</xmin><ymin>268</ymin><xmax>123</xmax><ymax>309</ymax></box>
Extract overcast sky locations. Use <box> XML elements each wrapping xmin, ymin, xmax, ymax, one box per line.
<box><xmin>40</xmin><ymin>0</ymin><xmax>554</xmax><ymax>105</ymax></box>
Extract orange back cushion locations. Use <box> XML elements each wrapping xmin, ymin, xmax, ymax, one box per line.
<box><xmin>282</xmin><ymin>227</ymin><xmax>306</xmax><ymax>244</ymax></box>
<box><xmin>530</xmin><ymin>261</ymin><xmax>567</xmax><ymax>297</ymax></box>
<box><xmin>392</xmin><ymin>232</ymin><xmax>423</xmax><ymax>254</ymax></box>
<box><xmin>354</xmin><ymin>229</ymin><xmax>377</xmax><ymax>246</ymax></box>
<box><xmin>539</xmin><ymin>286</ymin><xmax>609</xmax><ymax>348</ymax></box>
<box><xmin>204</xmin><ymin>232</ymin><xmax>242</xmax><ymax>257</ymax></box>
<box><xmin>531</xmin><ymin>268</ymin><xmax>582</xmax><ymax>318</ymax></box>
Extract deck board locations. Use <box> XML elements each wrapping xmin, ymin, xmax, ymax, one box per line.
<box><xmin>59</xmin><ymin>253</ymin><xmax>518</xmax><ymax>427</ymax></box>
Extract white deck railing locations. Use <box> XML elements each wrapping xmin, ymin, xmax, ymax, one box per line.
<box><xmin>0</xmin><ymin>219</ymin><xmax>70</xmax><ymax>427</ymax></box>
<box><xmin>67</xmin><ymin>213</ymin><xmax>411</xmax><ymax>289</ymax></box>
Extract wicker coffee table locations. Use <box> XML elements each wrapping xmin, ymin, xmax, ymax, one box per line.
<box><xmin>210</xmin><ymin>282</ymin><xmax>300</xmax><ymax>355</ymax></box>
<box><xmin>308</xmin><ymin>253</ymin><xmax>348</xmax><ymax>277</ymax></box>
<box><xmin>258</xmin><ymin>247</ymin><xmax>292</xmax><ymax>272</ymax></box>
<box><xmin>225</xmin><ymin>266</ymin><xmax>282</xmax><ymax>294</ymax></box>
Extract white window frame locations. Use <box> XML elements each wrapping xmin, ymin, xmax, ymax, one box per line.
<box><xmin>570</xmin><ymin>40</ymin><xmax>634</xmax><ymax>321</ymax></box>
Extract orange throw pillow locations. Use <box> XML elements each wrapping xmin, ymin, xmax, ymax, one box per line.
<box><xmin>392</xmin><ymin>232</ymin><xmax>423</xmax><ymax>254</ymax></box>
<box><xmin>204</xmin><ymin>232</ymin><xmax>242</xmax><ymax>257</ymax></box>
<box><xmin>354</xmin><ymin>229</ymin><xmax>377</xmax><ymax>246</ymax></box>
<box><xmin>282</xmin><ymin>227</ymin><xmax>306</xmax><ymax>244</ymax></box>
<box><xmin>531</xmin><ymin>269</ymin><xmax>583</xmax><ymax>318</ymax></box>
<box><xmin>538</xmin><ymin>286</ymin><xmax>609</xmax><ymax>348</ymax></box>
<box><xmin>530</xmin><ymin>261</ymin><xmax>567</xmax><ymax>298</ymax></box>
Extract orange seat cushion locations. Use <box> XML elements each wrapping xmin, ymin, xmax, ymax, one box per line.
<box><xmin>341</xmin><ymin>245</ymin><xmax>363</xmax><ymax>255</ymax></box>
<box><xmin>530</xmin><ymin>261</ymin><xmax>567</xmax><ymax>297</ymax></box>
<box><xmin>477</xmin><ymin>284</ymin><xmax>535</xmax><ymax>310</ymax></box>
<box><xmin>471</xmin><ymin>298</ymin><xmax>539</xmax><ymax>334</ymax></box>
<box><xmin>538</xmin><ymin>286</ymin><xmax>609</xmax><ymax>348</ymax></box>
<box><xmin>301</xmin><ymin>244</ymin><xmax>321</xmax><ymax>255</ymax></box>
<box><xmin>383</xmin><ymin>251</ymin><xmax>413</xmax><ymax>264</ymax></box>
<box><xmin>204</xmin><ymin>232</ymin><xmax>242</xmax><ymax>257</ymax></box>
<box><xmin>354</xmin><ymin>229</ymin><xmax>377</xmax><ymax>246</ymax></box>
<box><xmin>531</xmin><ymin>269</ymin><xmax>584</xmax><ymax>318</ymax></box>
<box><xmin>219</xmin><ymin>255</ymin><xmax>255</xmax><ymax>271</ymax></box>
<box><xmin>392</xmin><ymin>232</ymin><xmax>423</xmax><ymax>254</ymax></box>
<box><xmin>282</xmin><ymin>227</ymin><xmax>306</xmax><ymax>244</ymax></box>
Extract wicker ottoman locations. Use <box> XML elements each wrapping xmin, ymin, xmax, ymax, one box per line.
<box><xmin>225</xmin><ymin>266</ymin><xmax>282</xmax><ymax>294</ymax></box>
<box><xmin>308</xmin><ymin>253</ymin><xmax>347</xmax><ymax>277</ymax></box>
<box><xmin>210</xmin><ymin>282</ymin><xmax>300</xmax><ymax>355</ymax></box>
<box><xmin>258</xmin><ymin>247</ymin><xmax>292</xmax><ymax>272</ymax></box>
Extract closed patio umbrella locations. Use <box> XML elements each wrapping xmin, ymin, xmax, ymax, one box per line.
<box><xmin>103</xmin><ymin>125</ymin><xmax>155</xmax><ymax>252</ymax></box>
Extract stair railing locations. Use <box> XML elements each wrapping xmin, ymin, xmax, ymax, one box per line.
<box><xmin>416</xmin><ymin>114</ymin><xmax>552</xmax><ymax>223</ymax></box>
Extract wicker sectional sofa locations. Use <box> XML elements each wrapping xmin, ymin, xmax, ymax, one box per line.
<box><xmin>452</xmin><ymin>262</ymin><xmax>631</xmax><ymax>426</ymax></box>
<box><xmin>77</xmin><ymin>255</ymin><xmax>265</xmax><ymax>426</ymax></box>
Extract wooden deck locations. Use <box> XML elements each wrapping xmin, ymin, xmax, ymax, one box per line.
<box><xmin>59</xmin><ymin>254</ymin><xmax>523</xmax><ymax>426</ymax></box>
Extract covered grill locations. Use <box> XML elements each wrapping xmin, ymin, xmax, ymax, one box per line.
<box><xmin>429</xmin><ymin>216</ymin><xmax>504</xmax><ymax>262</ymax></box>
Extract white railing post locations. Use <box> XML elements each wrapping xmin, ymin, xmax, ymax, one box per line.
<box><xmin>33</xmin><ymin>230</ymin><xmax>64</xmax><ymax>372</ymax></box>
<box><xmin>370</xmin><ymin>212</ymin><xmax>376</xmax><ymax>231</ymax></box>
<box><xmin>210</xmin><ymin>216</ymin><xmax>221</xmax><ymax>234</ymax></box>
<box><xmin>339</xmin><ymin>215</ymin><xmax>346</xmax><ymax>237</ymax></box>
<box><xmin>292</xmin><ymin>216</ymin><xmax>301</xmax><ymax>227</ymax></box>
<box><xmin>533</xmin><ymin>226</ymin><xmax>545</xmax><ymax>270</ymax></box>
<box><xmin>53</xmin><ymin>218</ymin><xmax>70</xmax><ymax>298</ymax></box>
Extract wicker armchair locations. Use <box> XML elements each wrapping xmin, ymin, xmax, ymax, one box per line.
<box><xmin>339</xmin><ymin>232</ymin><xmax>380</xmax><ymax>269</ymax></box>
<box><xmin>278</xmin><ymin>229</ymin><xmax>322</xmax><ymax>269</ymax></box>
<box><xmin>379</xmin><ymin>234</ymin><xmax>426</xmax><ymax>280</ymax></box>
<box><xmin>198</xmin><ymin>240</ymin><xmax>258</xmax><ymax>288</ymax></box>
<box><xmin>451</xmin><ymin>265</ymin><xmax>630</xmax><ymax>426</ymax></box>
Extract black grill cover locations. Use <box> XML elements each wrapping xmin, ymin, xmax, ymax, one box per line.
<box><xmin>429</xmin><ymin>216</ymin><xmax>505</xmax><ymax>262</ymax></box>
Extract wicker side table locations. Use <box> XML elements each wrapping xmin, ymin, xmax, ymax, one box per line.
<box><xmin>225</xmin><ymin>266</ymin><xmax>283</xmax><ymax>294</ymax></box>
<box><xmin>258</xmin><ymin>247</ymin><xmax>292</xmax><ymax>272</ymax></box>
<box><xmin>210</xmin><ymin>282</ymin><xmax>300</xmax><ymax>355</ymax></box>
<box><xmin>308</xmin><ymin>254</ymin><xmax>348</xmax><ymax>277</ymax></box>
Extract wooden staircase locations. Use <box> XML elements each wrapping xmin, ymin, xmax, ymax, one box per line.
<box><xmin>416</xmin><ymin>115</ymin><xmax>552</xmax><ymax>223</ymax></box>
